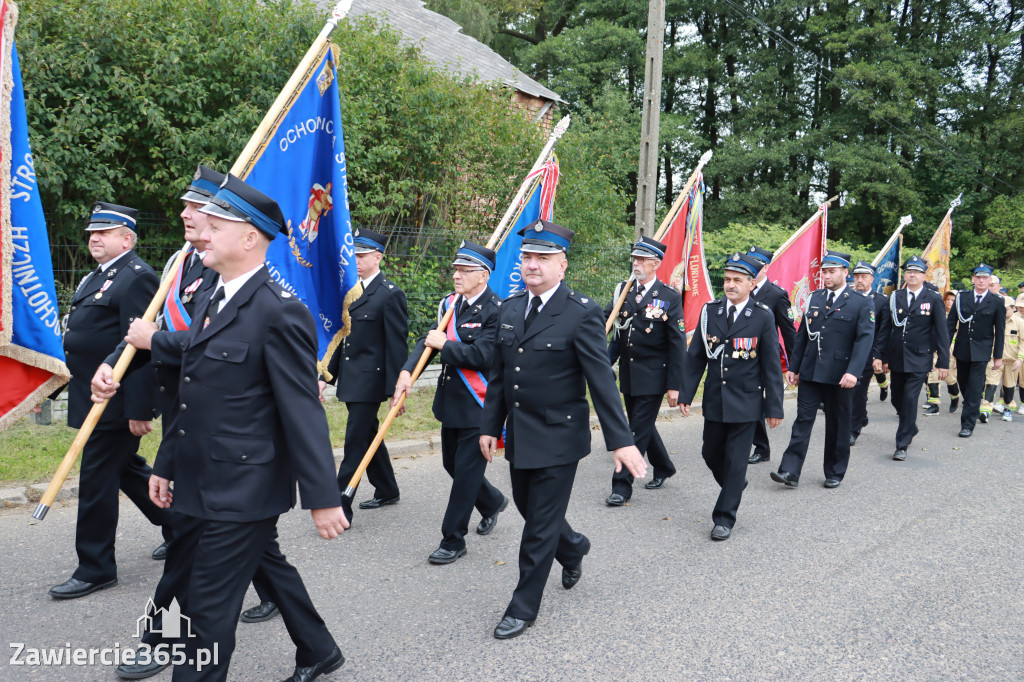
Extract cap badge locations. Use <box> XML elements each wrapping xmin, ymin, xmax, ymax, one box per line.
<box><xmin>534</xmin><ymin>224</ymin><xmax>543</xmax><ymax>232</ymax></box>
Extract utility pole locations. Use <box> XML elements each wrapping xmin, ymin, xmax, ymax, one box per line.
<box><xmin>634</xmin><ymin>0</ymin><xmax>666</xmax><ymax>240</ymax></box>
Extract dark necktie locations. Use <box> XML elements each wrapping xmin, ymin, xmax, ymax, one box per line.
<box><xmin>727</xmin><ymin>304</ymin><xmax>736</xmax><ymax>329</ymax></box>
<box><xmin>207</xmin><ymin>286</ymin><xmax>225</xmax><ymax>323</ymax></box>
<box><xmin>457</xmin><ymin>298</ymin><xmax>469</xmax><ymax>317</ymax></box>
<box><xmin>826</xmin><ymin>292</ymin><xmax>835</xmax><ymax>310</ymax></box>
<box><xmin>976</xmin><ymin>294</ymin><xmax>982</xmax><ymax>305</ymax></box>
<box><xmin>524</xmin><ymin>296</ymin><xmax>542</xmax><ymax>331</ymax></box>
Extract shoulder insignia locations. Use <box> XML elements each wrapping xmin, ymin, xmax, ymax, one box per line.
<box><xmin>281</xmin><ymin>291</ymin><xmax>292</xmax><ymax>298</ymax></box>
<box><xmin>388</xmin><ymin>284</ymin><xmax>394</xmax><ymax>289</ymax></box>
<box><xmin>581</xmin><ymin>297</ymin><xmax>588</xmax><ymax>304</ymax></box>
<box><xmin>134</xmin><ymin>265</ymin><xmax>141</xmax><ymax>270</ymax></box>
<box><xmin>496</xmin><ymin>300</ymin><xmax>502</xmax><ymax>306</ymax></box>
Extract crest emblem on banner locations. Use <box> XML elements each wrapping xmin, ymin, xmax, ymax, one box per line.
<box><xmin>287</xmin><ymin>182</ymin><xmax>333</xmax><ymax>268</ymax></box>
<box><xmin>317</xmin><ymin>59</ymin><xmax>335</xmax><ymax>95</ymax></box>
<box><xmin>790</xmin><ymin>275</ymin><xmax>812</xmax><ymax>325</ymax></box>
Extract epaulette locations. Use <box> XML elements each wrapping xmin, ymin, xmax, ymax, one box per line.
<box><xmin>568</xmin><ymin>290</ymin><xmax>593</xmax><ymax>306</ymax></box>
<box><xmin>265</xmin><ymin>278</ymin><xmax>297</xmax><ymax>300</ymax></box>
<box><xmin>756</xmin><ymin>301</ymin><xmax>772</xmax><ymax>312</ymax></box>
<box><xmin>123</xmin><ymin>257</ymin><xmax>151</xmax><ymax>276</ymax></box>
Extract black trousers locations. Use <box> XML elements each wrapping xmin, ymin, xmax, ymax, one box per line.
<box><xmin>890</xmin><ymin>371</ymin><xmax>928</xmax><ymax>449</ymax></box>
<box><xmin>439</xmin><ymin>426</ymin><xmax>505</xmax><ymax>551</ymax></box>
<box><xmin>72</xmin><ymin>428</ymin><xmax>177</xmax><ymax>583</ymax></box>
<box><xmin>505</xmin><ymin>461</ymin><xmax>587</xmax><ymax>622</ymax></box>
<box><xmin>337</xmin><ymin>401</ymin><xmax>400</xmax><ymax>517</ymax></box>
<box><xmin>142</xmin><ymin>515</ymin><xmax>204</xmax><ymax>647</ymax></box>
<box><xmin>611</xmin><ymin>393</ymin><xmax>676</xmax><ymax>496</ymax></box>
<box><xmin>751</xmin><ymin>418</ymin><xmax>771</xmax><ymax>457</ymax></box>
<box><xmin>851</xmin><ymin>363</ymin><xmax>874</xmax><ymax>437</ymax></box>
<box><xmin>173</xmin><ymin>516</ymin><xmax>336</xmax><ymax>682</ymax></box>
<box><xmin>779</xmin><ymin>380</ymin><xmax>853</xmax><ymax>482</ymax></box>
<box><xmin>957</xmin><ymin>359</ymin><xmax>987</xmax><ymax>431</ymax></box>
<box><xmin>702</xmin><ymin>421</ymin><xmax>755</xmax><ymax>528</ymax></box>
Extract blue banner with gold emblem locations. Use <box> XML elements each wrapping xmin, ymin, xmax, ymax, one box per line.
<box><xmin>239</xmin><ymin>45</ymin><xmax>359</xmax><ymax>374</ymax></box>
<box><xmin>873</xmin><ymin>234</ymin><xmax>902</xmax><ymax>295</ymax></box>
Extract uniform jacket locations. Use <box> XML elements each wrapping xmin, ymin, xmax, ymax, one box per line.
<box><xmin>680</xmin><ymin>298</ymin><xmax>784</xmax><ymax>423</ymax></box>
<box><xmin>152</xmin><ymin>267</ymin><xmax>341</xmax><ymax>522</ymax></box>
<box><xmin>789</xmin><ymin>287</ymin><xmax>875</xmax><ymax>384</ymax></box>
<box><xmin>605</xmin><ymin>278</ymin><xmax>685</xmax><ymax>396</ymax></box>
<box><xmin>63</xmin><ymin>250</ymin><xmax>157</xmax><ymax>429</ymax></box>
<box><xmin>881</xmin><ymin>286</ymin><xmax>949</xmax><ymax>373</ymax></box>
<box><xmin>947</xmin><ymin>291</ymin><xmax>1006</xmax><ymax>362</ymax></box>
<box><xmin>864</xmin><ymin>290</ymin><xmax>893</xmax><ymax>369</ymax></box>
<box><xmin>326</xmin><ymin>273</ymin><xmax>408</xmax><ymax>402</ymax></box>
<box><xmin>403</xmin><ymin>287</ymin><xmax>501</xmax><ymax>429</ymax></box>
<box><xmin>751</xmin><ymin>279</ymin><xmax>797</xmax><ymax>366</ymax></box>
<box><xmin>480</xmin><ymin>283</ymin><xmax>634</xmax><ymax>469</ymax></box>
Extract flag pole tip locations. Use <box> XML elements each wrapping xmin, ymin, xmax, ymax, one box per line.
<box><xmin>698</xmin><ymin>150</ymin><xmax>713</xmax><ymax>166</ymax></box>
<box><xmin>553</xmin><ymin>116</ymin><xmax>571</xmax><ymax>137</ymax></box>
<box><xmin>330</xmin><ymin>0</ymin><xmax>354</xmax><ymax>22</ymax></box>
<box><xmin>900</xmin><ymin>215</ymin><xmax>913</xmax><ymax>226</ymax></box>
<box><xmin>32</xmin><ymin>503</ymin><xmax>49</xmax><ymax>521</ymax></box>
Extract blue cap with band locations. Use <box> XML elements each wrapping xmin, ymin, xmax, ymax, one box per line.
<box><xmin>86</xmin><ymin>202</ymin><xmax>139</xmax><ymax>232</ymax></box>
<box><xmin>972</xmin><ymin>263</ymin><xmax>994</xmax><ymax>276</ymax></box>
<box><xmin>181</xmin><ymin>165</ymin><xmax>225</xmax><ymax>204</ymax></box>
<box><xmin>902</xmin><ymin>255</ymin><xmax>928</xmax><ymax>272</ymax></box>
<box><xmin>199</xmin><ymin>173</ymin><xmax>286</xmax><ymax>239</ymax></box>
<box><xmin>452</xmin><ymin>240</ymin><xmax>496</xmax><ymax>271</ymax></box>
<box><xmin>631</xmin><ymin>236</ymin><xmax>667</xmax><ymax>259</ymax></box>
<box><xmin>723</xmin><ymin>252</ymin><xmax>763</xmax><ymax>278</ymax></box>
<box><xmin>352</xmin><ymin>228</ymin><xmax>388</xmax><ymax>254</ymax></box>
<box><xmin>852</xmin><ymin>260</ymin><xmax>876</xmax><ymax>275</ymax></box>
<box><xmin>746</xmin><ymin>246</ymin><xmax>773</xmax><ymax>266</ymax></box>
<box><xmin>821</xmin><ymin>250</ymin><xmax>852</xmax><ymax>269</ymax></box>
<box><xmin>518</xmin><ymin>219</ymin><xmax>574</xmax><ymax>254</ymax></box>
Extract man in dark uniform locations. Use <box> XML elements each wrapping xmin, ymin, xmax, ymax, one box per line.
<box><xmin>745</xmin><ymin>246</ymin><xmax>796</xmax><ymax>464</ymax></box>
<box><xmin>948</xmin><ymin>263</ymin><xmax>1005</xmax><ymax>437</ymax></box>
<box><xmin>48</xmin><ymin>202</ymin><xmax>177</xmax><ymax>600</ymax></box>
<box><xmin>770</xmin><ymin>250</ymin><xmax>874</xmax><ymax>489</ymax></box>
<box><xmin>604</xmin><ymin>236</ymin><xmax>685</xmax><ymax>506</ymax></box>
<box><xmin>479</xmin><ymin>219</ymin><xmax>646</xmax><ymax>640</ymax></box>
<box><xmin>878</xmin><ymin>256</ymin><xmax>950</xmax><ymax>460</ymax></box>
<box><xmin>849</xmin><ymin>261</ymin><xmax>891</xmax><ymax>446</ymax></box>
<box><xmin>392</xmin><ymin>241</ymin><xmax>508</xmax><ymax>565</ymax></box>
<box><xmin>325</xmin><ymin>227</ymin><xmax>407</xmax><ymax>519</ymax></box>
<box><xmin>146</xmin><ymin>174</ymin><xmax>350</xmax><ymax>681</ymax></box>
<box><xmin>679</xmin><ymin>252</ymin><xmax>784</xmax><ymax>540</ymax></box>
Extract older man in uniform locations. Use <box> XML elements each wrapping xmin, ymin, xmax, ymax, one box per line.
<box><xmin>679</xmin><ymin>252</ymin><xmax>784</xmax><ymax>540</ymax></box>
<box><xmin>848</xmin><ymin>261</ymin><xmax>891</xmax><ymax>447</ymax></box>
<box><xmin>744</xmin><ymin>246</ymin><xmax>796</xmax><ymax>465</ymax></box>
<box><xmin>479</xmin><ymin>219</ymin><xmax>646</xmax><ymax>639</ymax></box>
<box><xmin>604</xmin><ymin>236</ymin><xmax>685</xmax><ymax>506</ymax></box>
<box><xmin>948</xmin><ymin>263</ymin><xmax>1005</xmax><ymax>437</ymax></box>
<box><xmin>325</xmin><ymin>227</ymin><xmax>407</xmax><ymax>519</ymax></box>
<box><xmin>48</xmin><ymin>203</ymin><xmax>177</xmax><ymax>600</ymax></box>
<box><xmin>878</xmin><ymin>256</ymin><xmax>950</xmax><ymax>461</ymax></box>
<box><xmin>392</xmin><ymin>241</ymin><xmax>509</xmax><ymax>565</ymax></box>
<box><xmin>770</xmin><ymin>250</ymin><xmax>874</xmax><ymax>489</ymax></box>
<box><xmin>143</xmin><ymin>174</ymin><xmax>350</xmax><ymax>681</ymax></box>
<box><xmin>923</xmin><ymin>290</ymin><xmax>961</xmax><ymax>414</ymax></box>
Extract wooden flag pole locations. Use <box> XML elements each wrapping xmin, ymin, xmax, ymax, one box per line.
<box><xmin>341</xmin><ymin>117</ymin><xmax>572</xmax><ymax>499</ymax></box>
<box><xmin>31</xmin><ymin>0</ymin><xmax>357</xmax><ymax>522</ymax></box>
<box><xmin>871</xmin><ymin>215</ymin><xmax>912</xmax><ymax>267</ymax></box>
<box><xmin>605</xmin><ymin>150</ymin><xmax>712</xmax><ymax>334</ymax></box>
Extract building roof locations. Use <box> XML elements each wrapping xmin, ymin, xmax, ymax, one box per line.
<box><xmin>338</xmin><ymin>0</ymin><xmax>563</xmax><ymax>103</ymax></box>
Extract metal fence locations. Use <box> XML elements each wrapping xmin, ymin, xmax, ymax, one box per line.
<box><xmin>49</xmin><ymin>219</ymin><xmax>724</xmax><ymax>347</ymax></box>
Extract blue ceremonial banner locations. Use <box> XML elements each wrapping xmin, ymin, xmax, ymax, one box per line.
<box><xmin>1</xmin><ymin>35</ymin><xmax>71</xmax><ymax>430</ymax></box>
<box><xmin>239</xmin><ymin>45</ymin><xmax>359</xmax><ymax>374</ymax></box>
<box><xmin>491</xmin><ymin>157</ymin><xmax>560</xmax><ymax>298</ymax></box>
<box><xmin>873</xmin><ymin>234</ymin><xmax>902</xmax><ymax>295</ymax></box>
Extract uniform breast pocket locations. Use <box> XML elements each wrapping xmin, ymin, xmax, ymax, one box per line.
<box><xmin>82</xmin><ymin>296</ymin><xmax>112</xmax><ymax>308</ymax></box>
<box><xmin>498</xmin><ymin>330</ymin><xmax>516</xmax><ymax>346</ymax></box>
<box><xmin>204</xmin><ymin>339</ymin><xmax>250</xmax><ymax>364</ymax></box>
<box><xmin>356</xmin><ymin>311</ymin><xmax>378</xmax><ymax>322</ymax></box>
<box><xmin>534</xmin><ymin>337</ymin><xmax>568</xmax><ymax>351</ymax></box>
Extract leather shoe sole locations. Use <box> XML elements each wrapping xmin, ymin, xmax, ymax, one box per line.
<box><xmin>770</xmin><ymin>471</ymin><xmax>799</xmax><ymax>487</ymax></box>
<box><xmin>823</xmin><ymin>478</ymin><xmax>841</xmax><ymax>488</ymax></box>
<box><xmin>644</xmin><ymin>477</ymin><xmax>666</xmax><ymax>490</ymax></box>
<box><xmin>493</xmin><ymin>616</ymin><xmax>534</xmax><ymax>639</ymax></box>
<box><xmin>151</xmin><ymin>541</ymin><xmax>169</xmax><ymax>561</ymax></box>
<box><xmin>241</xmin><ymin>600</ymin><xmax>280</xmax><ymax>623</ymax></box>
<box><xmin>358</xmin><ymin>495</ymin><xmax>400</xmax><ymax>510</ymax></box>
<box><xmin>281</xmin><ymin>645</ymin><xmax>344</xmax><ymax>682</ymax></box>
<box><xmin>605</xmin><ymin>493</ymin><xmax>628</xmax><ymax>506</ymax></box>
<box><xmin>116</xmin><ymin>659</ymin><xmax>171</xmax><ymax>680</ymax></box>
<box><xmin>710</xmin><ymin>524</ymin><xmax>731</xmax><ymax>541</ymax></box>
<box><xmin>476</xmin><ymin>497</ymin><xmax>509</xmax><ymax>535</ymax></box>
<box><xmin>49</xmin><ymin>577</ymin><xmax>118</xmax><ymax>600</ymax></box>
<box><xmin>748</xmin><ymin>451</ymin><xmax>770</xmax><ymax>464</ymax></box>
<box><xmin>428</xmin><ymin>547</ymin><xmax>467</xmax><ymax>565</ymax></box>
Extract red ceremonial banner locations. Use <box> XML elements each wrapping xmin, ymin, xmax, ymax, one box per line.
<box><xmin>658</xmin><ymin>176</ymin><xmax>713</xmax><ymax>337</ymax></box>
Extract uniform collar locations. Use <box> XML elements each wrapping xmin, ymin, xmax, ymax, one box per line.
<box><xmin>216</xmin><ymin>263</ymin><xmax>265</xmax><ymax>307</ymax></box>
<box><xmin>98</xmin><ymin>250</ymin><xmax>130</xmax><ymax>272</ymax></box>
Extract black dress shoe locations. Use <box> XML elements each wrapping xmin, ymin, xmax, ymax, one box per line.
<box><xmin>823</xmin><ymin>478</ymin><xmax>841</xmax><ymax>488</ymax></box>
<box><xmin>958</xmin><ymin>428</ymin><xmax>972</xmax><ymax>437</ymax></box>
<box><xmin>849</xmin><ymin>433</ymin><xmax>858</xmax><ymax>447</ymax></box>
<box><xmin>151</xmin><ymin>541</ymin><xmax>169</xmax><ymax>561</ymax></box>
<box><xmin>561</xmin><ymin>536</ymin><xmax>590</xmax><ymax>589</ymax></box>
<box><xmin>892</xmin><ymin>448</ymin><xmax>907</xmax><ymax>461</ymax></box>
<box><xmin>748</xmin><ymin>451</ymin><xmax>770</xmax><ymax>464</ymax></box>
<box><xmin>770</xmin><ymin>471</ymin><xmax>799</xmax><ymax>487</ymax></box>
<box><xmin>281</xmin><ymin>645</ymin><xmax>344</xmax><ymax>682</ymax></box>
<box><xmin>358</xmin><ymin>495</ymin><xmax>400</xmax><ymax>509</ymax></box>
<box><xmin>116</xmin><ymin>658</ymin><xmax>170</xmax><ymax>680</ymax></box>
<box><xmin>48</xmin><ymin>577</ymin><xmax>118</xmax><ymax>600</ymax></box>
<box><xmin>924</xmin><ymin>404</ymin><xmax>940</xmax><ymax>415</ymax></box>
<box><xmin>710</xmin><ymin>524</ymin><xmax>731</xmax><ymax>541</ymax></box>
<box><xmin>605</xmin><ymin>493</ymin><xmax>628</xmax><ymax>506</ymax></box>
<box><xmin>476</xmin><ymin>496</ymin><xmax>509</xmax><ymax>535</ymax></box>
<box><xmin>428</xmin><ymin>547</ymin><xmax>467</xmax><ymax>565</ymax></box>
<box><xmin>644</xmin><ymin>477</ymin><xmax>666</xmax><ymax>489</ymax></box>
<box><xmin>879</xmin><ymin>386</ymin><xmax>888</xmax><ymax>401</ymax></box>
<box><xmin>493</xmin><ymin>616</ymin><xmax>533</xmax><ymax>639</ymax></box>
<box><xmin>241</xmin><ymin>600</ymin><xmax>279</xmax><ymax>623</ymax></box>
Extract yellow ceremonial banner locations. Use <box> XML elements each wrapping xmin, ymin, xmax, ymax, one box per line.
<box><xmin>921</xmin><ymin>210</ymin><xmax>954</xmax><ymax>294</ymax></box>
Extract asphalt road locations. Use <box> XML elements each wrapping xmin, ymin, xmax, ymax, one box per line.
<box><xmin>2</xmin><ymin>390</ymin><xmax>1022</xmax><ymax>681</ymax></box>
